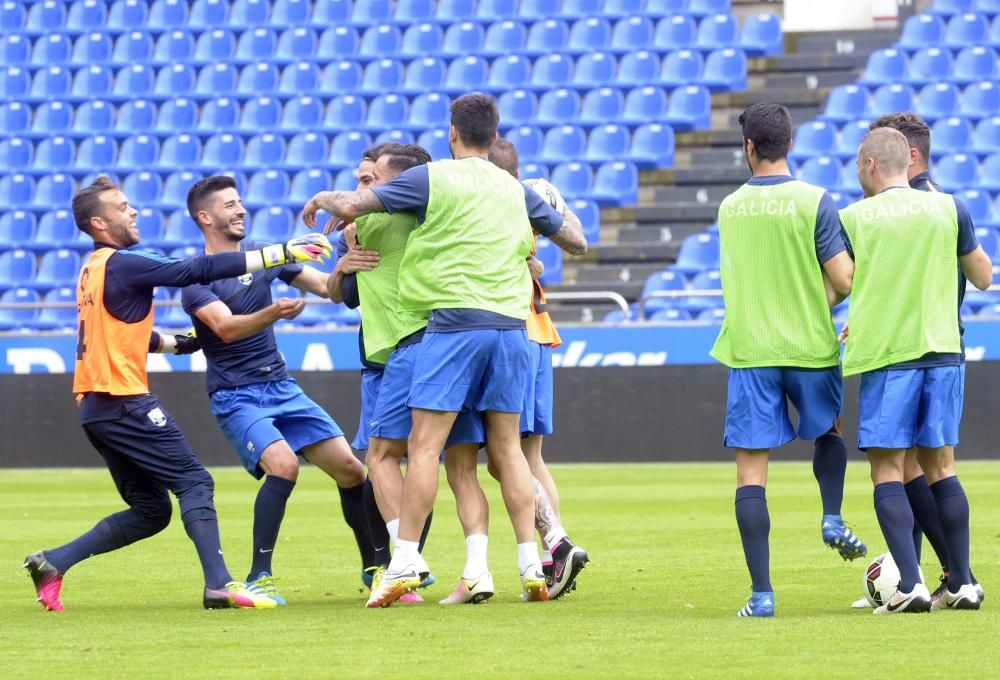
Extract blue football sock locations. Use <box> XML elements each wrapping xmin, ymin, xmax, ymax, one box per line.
<box><xmin>930</xmin><ymin>476</ymin><xmax>972</xmax><ymax>590</ymax></box>
<box><xmin>873</xmin><ymin>482</ymin><xmax>921</xmax><ymax>592</ymax></box>
<box><xmin>905</xmin><ymin>475</ymin><xmax>950</xmax><ymax>573</ymax></box>
<box><xmin>183</xmin><ymin>515</ymin><xmax>232</xmax><ymax>590</ymax></box>
<box><xmin>813</xmin><ymin>434</ymin><xmax>847</xmax><ymax>516</ymax></box>
<box><xmin>363</xmin><ymin>478</ymin><xmax>391</xmax><ymax>567</ymax></box>
<box><xmin>418</xmin><ymin>510</ymin><xmax>433</xmax><ymax>554</ymax></box>
<box><xmin>735</xmin><ymin>485</ymin><xmax>772</xmax><ymax>593</ymax></box>
<box><xmin>249</xmin><ymin>475</ymin><xmax>295</xmax><ymax>579</ymax></box>
<box><xmin>339</xmin><ymin>481</ymin><xmax>374</xmax><ymax>570</ymax></box>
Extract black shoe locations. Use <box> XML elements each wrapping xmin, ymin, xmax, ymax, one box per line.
<box><xmin>549</xmin><ymin>539</ymin><xmax>589</xmax><ymax>599</ymax></box>
<box><xmin>23</xmin><ymin>551</ymin><xmax>64</xmax><ymax>611</ymax></box>
<box><xmin>542</xmin><ymin>562</ymin><xmax>554</xmax><ymax>588</ymax></box>
<box><xmin>931</xmin><ymin>573</ymin><xmax>949</xmax><ymax>603</ymax></box>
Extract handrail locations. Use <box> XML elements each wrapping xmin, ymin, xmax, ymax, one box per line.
<box><xmin>543</xmin><ymin>291</ymin><xmax>630</xmax><ymax>316</ymax></box>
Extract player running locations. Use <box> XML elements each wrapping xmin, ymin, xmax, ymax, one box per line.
<box><xmin>178</xmin><ymin>175</ymin><xmax>375</xmax><ymax>605</ymax></box>
<box><xmin>486</xmin><ymin>138</ymin><xmax>589</xmax><ymax>599</ymax></box>
<box><xmin>303</xmin><ymin>94</ymin><xmax>586</xmax><ymax>607</ymax></box>
<box><xmin>840</xmin><ymin>127</ymin><xmax>992</xmax><ymax>613</ymax></box>
<box><xmin>710</xmin><ymin>103</ymin><xmax>865</xmax><ymax>618</ymax></box>
<box><xmin>862</xmin><ymin>113</ymin><xmax>985</xmax><ymax>606</ymax></box>
<box><xmin>24</xmin><ymin>176</ymin><xmax>331</xmax><ymax>611</ymax></box>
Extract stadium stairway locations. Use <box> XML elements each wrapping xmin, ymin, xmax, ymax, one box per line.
<box><xmin>548</xmin><ymin>0</ymin><xmax>899</xmax><ymax>324</ymax></box>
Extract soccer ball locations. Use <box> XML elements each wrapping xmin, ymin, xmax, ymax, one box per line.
<box><xmin>522</xmin><ymin>178</ymin><xmax>566</xmax><ymax>214</ymax></box>
<box><xmin>863</xmin><ymin>552</ymin><xmax>900</xmax><ymax>607</ymax></box>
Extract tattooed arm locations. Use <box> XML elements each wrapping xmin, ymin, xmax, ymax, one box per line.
<box><xmin>301</xmin><ymin>190</ymin><xmax>386</xmax><ymax>232</ymax></box>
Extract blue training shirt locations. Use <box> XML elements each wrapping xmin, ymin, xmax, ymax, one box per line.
<box><xmin>181</xmin><ymin>240</ymin><xmax>303</xmax><ymax>394</ymax></box>
<box><xmin>745</xmin><ymin>175</ymin><xmax>849</xmax><ymax>263</ymax></box>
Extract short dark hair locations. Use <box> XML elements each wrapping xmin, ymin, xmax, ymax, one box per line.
<box><xmin>72</xmin><ymin>175</ymin><xmax>118</xmax><ymax>233</ymax></box>
<box><xmin>450</xmin><ymin>93</ymin><xmax>500</xmax><ymax>149</ymax></box>
<box><xmin>377</xmin><ymin>142</ymin><xmax>432</xmax><ymax>174</ymax></box>
<box><xmin>869</xmin><ymin>112</ymin><xmax>931</xmax><ymax>163</ymax></box>
<box><xmin>186</xmin><ymin>175</ymin><xmax>237</xmax><ymax>219</ymax></box>
<box><xmin>738</xmin><ymin>102</ymin><xmax>792</xmax><ymax>162</ymax></box>
<box><xmin>489</xmin><ymin>138</ymin><xmax>519</xmax><ymax>177</ymax></box>
<box><xmin>362</xmin><ymin>145</ymin><xmax>383</xmax><ymax>163</ymax></box>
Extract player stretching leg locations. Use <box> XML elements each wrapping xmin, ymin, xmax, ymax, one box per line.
<box><xmin>862</xmin><ymin>113</ymin><xmax>984</xmax><ymax>606</ymax></box>
<box><xmin>24</xmin><ymin>177</ymin><xmax>330</xmax><ymax>610</ymax></box>
<box><xmin>304</xmin><ymin>95</ymin><xmax>586</xmax><ymax>607</ymax></box>
<box><xmin>711</xmin><ymin>104</ymin><xmax>863</xmax><ymax>618</ymax></box>
<box><xmin>840</xmin><ymin>128</ymin><xmax>992</xmax><ymax>614</ymax></box>
<box><xmin>175</xmin><ymin>176</ymin><xmax>373</xmax><ymax>605</ymax></box>
<box><xmin>486</xmin><ymin>138</ymin><xmax>589</xmax><ymax>599</ymax></box>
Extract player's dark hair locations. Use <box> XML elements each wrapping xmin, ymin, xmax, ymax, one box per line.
<box><xmin>71</xmin><ymin>175</ymin><xmax>118</xmax><ymax>234</ymax></box>
<box><xmin>186</xmin><ymin>175</ymin><xmax>238</xmax><ymax>220</ymax></box>
<box><xmin>738</xmin><ymin>102</ymin><xmax>792</xmax><ymax>162</ymax></box>
<box><xmin>450</xmin><ymin>93</ymin><xmax>500</xmax><ymax>149</ymax></box>
<box><xmin>377</xmin><ymin>142</ymin><xmax>432</xmax><ymax>174</ymax></box>
<box><xmin>362</xmin><ymin>144</ymin><xmax>383</xmax><ymax>163</ymax></box>
<box><xmin>489</xmin><ymin>138</ymin><xmax>519</xmax><ymax>177</ymax></box>
<box><xmin>869</xmin><ymin>112</ymin><xmax>931</xmax><ymax>163</ymax></box>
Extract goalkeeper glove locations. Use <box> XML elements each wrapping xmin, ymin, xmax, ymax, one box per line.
<box><xmin>259</xmin><ymin>233</ymin><xmax>333</xmax><ymax>268</ymax></box>
<box><xmin>173</xmin><ymin>329</ymin><xmax>200</xmax><ymax>355</ymax></box>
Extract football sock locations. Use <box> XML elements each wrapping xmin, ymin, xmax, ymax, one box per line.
<box><xmin>541</xmin><ymin>549</ymin><xmax>553</xmax><ymax>565</ymax></box>
<box><xmin>517</xmin><ymin>541</ymin><xmax>541</xmax><ymax>574</ymax></box>
<box><xmin>363</xmin><ymin>478</ymin><xmax>390</xmax><ymax>566</ymax></box>
<box><xmin>386</xmin><ymin>518</ymin><xmax>399</xmax><ymax>545</ymax></box>
<box><xmin>338</xmin><ymin>481</ymin><xmax>374</xmax><ymax>570</ymax></box>
<box><xmin>249</xmin><ymin>475</ymin><xmax>295</xmax><ymax>579</ymax></box>
<box><xmin>812</xmin><ymin>434</ymin><xmax>847</xmax><ymax>516</ymax></box>
<box><xmin>735</xmin><ymin>485</ymin><xmax>772</xmax><ymax>593</ymax></box>
<box><xmin>418</xmin><ymin>511</ymin><xmax>433</xmax><ymax>554</ymax></box>
<box><xmin>543</xmin><ymin>528</ymin><xmax>568</xmax><ymax>552</ymax></box>
<box><xmin>930</xmin><ymin>476</ymin><xmax>972</xmax><ymax>590</ymax></box>
<box><xmin>183</xmin><ymin>515</ymin><xmax>232</xmax><ymax>590</ymax></box>
<box><xmin>389</xmin><ymin>539</ymin><xmax>420</xmax><ymax>574</ymax></box>
<box><xmin>463</xmin><ymin>533</ymin><xmax>489</xmax><ymax>579</ymax></box>
<box><xmin>873</xmin><ymin>482</ymin><xmax>921</xmax><ymax>592</ymax></box>
<box><xmin>905</xmin><ymin>475</ymin><xmax>950</xmax><ymax>572</ymax></box>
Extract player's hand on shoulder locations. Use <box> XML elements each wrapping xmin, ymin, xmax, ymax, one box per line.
<box><xmin>336</xmin><ymin>245</ymin><xmax>380</xmax><ymax>274</ymax></box>
<box><xmin>272</xmin><ymin>297</ymin><xmax>306</xmax><ymax>320</ymax></box>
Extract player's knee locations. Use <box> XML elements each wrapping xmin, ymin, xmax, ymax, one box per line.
<box><xmin>141</xmin><ymin>496</ymin><xmax>173</xmax><ymax>535</ymax></box>
<box><xmin>485</xmin><ymin>458</ymin><xmax>500</xmax><ymax>481</ymax></box>
<box><xmin>261</xmin><ymin>448</ymin><xmax>300</xmax><ymax>481</ymax></box>
<box><xmin>340</xmin><ymin>456</ymin><xmax>365</xmax><ymax>486</ymax></box>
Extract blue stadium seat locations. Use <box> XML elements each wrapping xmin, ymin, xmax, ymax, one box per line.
<box><xmin>591</xmin><ymin>161</ymin><xmax>638</xmax><ymax>206</ymax></box>
<box><xmin>279</xmin><ymin>95</ymin><xmax>322</xmax><ymax>131</ymax></box>
<box><xmin>650</xmin><ymin>308</ymin><xmax>693</xmax><ymax>322</ymax></box>
<box><xmin>952</xmin><ymin>46</ymin><xmax>998</xmax><ymax>84</ymax></box>
<box><xmin>161</xmin><ymin>170</ymin><xmax>203</xmax><ymax>209</ymax></box>
<box><xmin>0</xmin><ymin>174</ymin><xmax>35</xmax><ymax>209</ymax></box>
<box><xmin>30</xmin><ymin>65</ymin><xmax>71</xmax><ymax>100</ymax></box>
<box><xmin>161</xmin><ymin>211</ymin><xmax>202</xmax><ymax>249</ymax></box>
<box><xmin>973</xmin><ymin>116</ymin><xmax>1000</xmax><ymax>155</ymax></box>
<box><xmin>194</xmin><ymin>29</ymin><xmax>237</xmax><ymax>63</ymax></box>
<box><xmin>0</xmin><ymin>287</ymin><xmax>39</xmax><ymax>329</ymax></box>
<box><xmin>271</xmin><ymin>0</ymin><xmax>311</xmax><ymax>27</ymax></box>
<box><xmin>1</xmin><ymin>1</ymin><xmax>24</xmax><ymax>32</ymax></box>
<box><xmin>365</xmin><ymin>94</ymin><xmax>409</xmax><ymax>132</ymax></box>
<box><xmin>973</xmin><ymin>227</ymin><xmax>1000</xmax><ymax>262</ymax></box>
<box><xmin>797</xmin><ymin>156</ymin><xmax>841</xmax><ymax>191</ymax></box>
<box><xmin>531</xmin><ymin>53</ymin><xmax>573</xmax><ymax>91</ymax></box>
<box><xmin>323</xmin><ymin>94</ymin><xmax>366</xmax><ymax>132</ymax></box>
<box><xmin>550</xmin><ymin>162</ymin><xmax>594</xmax><ymax>199</ymax></box>
<box><xmin>350</xmin><ymin>0</ymin><xmax>392</xmax><ymax>26</ymax></box>
<box><xmin>359</xmin><ymin>24</ymin><xmax>401</xmax><ymax>58</ymax></box>
<box><xmin>328</xmin><ymin>131</ymin><xmax>373</xmax><ymax>170</ymax></box>
<box><xmin>584</xmin><ymin>123</ymin><xmax>629</xmax><ymax>163</ymax></box>
<box><xmin>611</xmin><ymin>16</ymin><xmax>655</xmax><ymax>54</ymax></box>
<box><xmin>26</xmin><ymin>1</ymin><xmax>66</xmax><ymax>35</ymax></box>
<box><xmin>498</xmin><ymin>89</ymin><xmax>538</xmax><ymax>127</ymax></box>
<box><xmin>535</xmin><ymin>237</ymin><xmax>563</xmax><ymax>286</ymax></box>
<box><xmin>567</xmin><ymin>17</ymin><xmax>613</xmax><ymax>54</ymax></box>
<box><xmin>664</xmin><ymin>85</ymin><xmax>711</xmax><ymax>130</ymax></box>
<box><xmin>934</xmin><ymin>153</ymin><xmax>978</xmax><ymax>192</ymax></box>
<box><xmin>0</xmin><ymin>101</ymin><xmax>30</xmax><ymax>138</ymax></box>
<box><xmin>572</xmin><ymin>52</ymin><xmax>617</xmax><ymax>88</ymax></box>
<box><xmin>72</xmin><ymin>99</ymin><xmax>115</xmax><ymax>138</ymax></box>
<box><xmin>445</xmin><ymin>55</ymin><xmax>489</xmax><ymax>94</ymax></box>
<box><xmin>689</xmin><ymin>0</ymin><xmax>732</xmax><ymax>17</ymax></box>
<box><xmin>653</xmin><ymin>16</ymin><xmax>697</xmax><ymax>52</ymax></box>
<box><xmin>319</xmin><ymin>26</ymin><xmax>359</xmax><ymax>59</ymax></box>
<box><xmin>393</xmin><ymin>0</ymin><xmax>434</xmax><ymax>23</ymax></box>
<box><xmin>0</xmin><ymin>250</ymin><xmax>36</xmax><ymax>291</ymax></box>
<box><xmin>558</xmin><ymin>0</ymin><xmax>602</xmax><ymax>18</ymax></box>
<box><xmin>834</xmin><ymin>119</ymin><xmax>871</xmax><ymax>159</ymax></box>
<box><xmin>196</xmin><ymin>96</ymin><xmax>239</xmax><ymax>133</ymax></box>
<box><xmin>437</xmin><ymin>0</ymin><xmax>477</xmax><ymax>22</ymax></box>
<box><xmin>671</xmin><ymin>233</ymin><xmax>719</xmax><ymax>276</ymax></box>
<box><xmin>916</xmin><ymin>82</ymin><xmax>960</xmax><ymax>122</ymax></box>
<box><xmin>252</xmin><ymin>207</ymin><xmax>294</xmax><ymax>243</ymax></box>
<box><xmin>569</xmin><ymin>197</ymin><xmax>600</xmax><ymax>243</ymax></box>
<box><xmin>659</xmin><ymin>49</ymin><xmax>703</xmax><ymax>89</ymax></box>
<box><xmin>116</xmin><ymin>134</ymin><xmax>159</xmax><ymax>171</ymax></box>
<box><xmin>739</xmin><ymin>13</ymin><xmax>782</xmax><ymax>56</ymax></box>
<box><xmin>789</xmin><ymin>120</ymin><xmax>837</xmax><ymax>161</ymax></box>
<box><xmin>695</xmin><ymin>13</ymin><xmax>739</xmax><ymax>50</ymax></box>
<box><xmin>0</xmin><ymin>66</ymin><xmax>29</xmax><ymax>99</ymax></box>
<box><xmin>696</xmin><ymin>307</ymin><xmax>726</xmax><ymax>322</ymax></box>
<box><xmin>189</xmin><ymin>0</ymin><xmax>229</xmax><ymax>27</ymax></box>
<box><xmin>32</xmin><ymin>249</ymin><xmax>80</xmax><ymax>292</ymax></box>
<box><xmin>539</xmin><ymin>125</ymin><xmax>586</xmax><ymax>165</ymax></box>
<box><xmin>360</xmin><ymin>58</ymin><xmax>404</xmax><ymax>94</ymax></box>
<box><xmin>33</xmin><ymin>136</ymin><xmax>75</xmax><ymax>172</ymax></box>
<box><xmin>870</xmin><ymin>83</ymin><xmax>916</xmax><ymax>118</ymax></box>
<box><xmin>616</xmin><ymin>50</ymin><xmax>660</xmax><ymax>87</ymax></box>
<box><xmin>1</xmin><ymin>35</ymin><xmax>29</xmax><ymax>66</ymax></box>
<box><xmin>578</xmin><ymin>87</ymin><xmax>625</xmax><ymax>126</ymax></box>
<box><xmin>278</xmin><ymin>61</ymin><xmax>320</xmax><ymax>95</ymax></box>
<box><xmin>904</xmin><ymin>47</ymin><xmax>953</xmax><ymax>87</ymax></box>
<box><xmin>32</xmin><ymin>209</ymin><xmax>80</xmax><ymax>252</ymax></box>
<box><xmin>524</xmin><ymin>19</ymin><xmax>569</xmax><ymax>56</ymax></box>
<box><xmin>681</xmin><ymin>270</ymin><xmax>723</xmax><ymax>313</ymax></box>
<box><xmin>154</xmin><ymin>64</ymin><xmax>196</xmax><ymax>99</ymax></box>
<box><xmin>519</xmin><ymin>161</ymin><xmax>549</xmax><ymax>180</ymax></box>
<box><xmin>201</xmin><ymin>132</ymin><xmax>245</xmax><ymax>170</ymax></box>
<box><xmin>113</xmin><ymin>64</ymin><xmax>154</xmax><ymax>99</ymax></box>
<box><xmin>0</xmin><ymin>211</ymin><xmax>36</xmax><ymax>252</ymax></box>
<box><xmin>289</xmin><ymin>169</ymin><xmax>333</xmax><ymax>205</ymax></box>
<box><xmin>897</xmin><ymin>14</ymin><xmax>945</xmax><ymax>51</ymax></box>
<box><xmin>236</xmin><ymin>28</ymin><xmax>277</xmax><ymax>62</ymax></box>
<box><xmin>237</xmin><ymin>63</ymin><xmax>279</xmax><ymax>95</ymax></box>
<box><xmin>506</xmin><ymin>125</ymin><xmax>545</xmax><ymax>160</ymax></box>
<box><xmin>151</xmin><ymin>286</ymin><xmax>173</xmax><ymax>325</ymax></box>
<box><xmin>108</xmin><ymin>0</ymin><xmax>148</xmax><ymax>30</ymax></box>
<box><xmin>858</xmin><ymin>48</ymin><xmax>907</xmax><ymax>87</ymax></box>
<box><xmin>31</xmin><ymin>33</ymin><xmax>71</xmax><ymax>66</ymax></box>
<box><xmin>700</xmin><ymin>47</ymin><xmax>747</xmax><ymax>91</ymax></box>
<box><xmin>0</xmin><ymin>137</ymin><xmax>32</xmax><ymax>171</ymax></box>
<box><xmin>956</xmin><ymin>189</ymin><xmax>991</xmax><ymax>223</ymax></box>
<box><xmin>30</xmin><ymin>286</ymin><xmax>77</xmax><ymax>331</ymax></box>
<box><xmin>71</xmin><ymin>32</ymin><xmax>113</xmax><ymax>66</ymax></box>
<box><xmin>962</xmin><ymin>81</ymin><xmax>1000</xmax><ymax>120</ymax></box>
<box><xmin>122</xmin><ymin>171</ymin><xmax>163</xmax><ymax>204</ymax></box>
<box><xmin>628</xmin><ymin>122</ymin><xmax>676</xmax><ymax>169</ymax></box>
<box><xmin>623</xmin><ymin>87</ymin><xmax>668</xmax><ymax>127</ymax></box>
<box><xmin>406</xmin><ymin>92</ymin><xmax>450</xmax><ymax>131</ymax></box>
<box><xmin>519</xmin><ymin>0</ymin><xmax>560</xmax><ymax>19</ymax></box>
<box><xmin>244</xmin><ymin>132</ymin><xmax>287</xmax><ymax>169</ymax></box>
<box><xmin>148</xmin><ymin>0</ymin><xmax>188</xmax><ymax>29</ymax></box>
<box><xmin>488</xmin><ymin>54</ymin><xmax>532</xmax><ymax>92</ymax></box>
<box><xmin>479</xmin><ymin>0</ymin><xmax>518</xmax><ymax>20</ymax></box>
<box><xmin>978</xmin><ymin>153</ymin><xmax>1000</xmax><ymax>191</ymax></box>
<box><xmin>239</xmin><ymin>96</ymin><xmax>282</xmax><ymax>133</ymax></box>
<box><xmin>158</xmin><ymin>133</ymin><xmax>202</xmax><ymax>170</ymax></box>
<box><xmin>74</xmin><ymin>135</ymin><xmax>118</xmax><ymax>172</ymax></box>
<box><xmin>71</xmin><ymin>65</ymin><xmax>113</xmax><ymax>101</ymax></box>
<box><xmin>536</xmin><ymin>88</ymin><xmax>581</xmax><ymax>128</ymax></box>
<box><xmin>28</xmin><ymin>101</ymin><xmax>71</xmax><ymax>139</ymax></box>
<box><xmin>374</xmin><ymin>129</ymin><xmax>415</xmax><ymax>145</ymax></box>
<box><xmin>400</xmin><ymin>23</ymin><xmax>443</xmax><ymax>57</ymax></box>
<box><xmin>156</xmin><ymin>98</ymin><xmax>198</xmax><ymax>134</ymax></box>
<box><xmin>195</xmin><ymin>64</ymin><xmax>238</xmax><ymax>98</ymax></box>
<box><xmin>441</xmin><ymin>21</ymin><xmax>485</xmax><ymax>56</ymax></box>
<box><xmin>927</xmin><ymin>0</ymin><xmax>975</xmax><ymax>16</ymax></box>
<box><xmin>943</xmin><ymin>12</ymin><xmax>988</xmax><ymax>47</ymax></box>
<box><xmin>417</xmin><ymin>128</ymin><xmax>452</xmax><ymax>161</ymax></box>
<box><xmin>483</xmin><ymin>20</ymin><xmax>527</xmax><ymax>56</ymax></box>
<box><xmin>153</xmin><ymin>30</ymin><xmax>195</xmax><ymax>66</ymax></box>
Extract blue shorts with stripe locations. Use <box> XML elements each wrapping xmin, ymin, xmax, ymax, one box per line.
<box><xmin>352</xmin><ymin>368</ymin><xmax>383</xmax><ymax>452</ymax></box>
<box><xmin>210</xmin><ymin>378</ymin><xmax>344</xmax><ymax>479</ymax></box>
<box><xmin>521</xmin><ymin>341</ymin><xmax>554</xmax><ymax>436</ymax></box>
<box><xmin>858</xmin><ymin>365</ymin><xmax>964</xmax><ymax>450</ymax></box>
<box><xmin>724</xmin><ymin>366</ymin><xmax>842</xmax><ymax>449</ymax></box>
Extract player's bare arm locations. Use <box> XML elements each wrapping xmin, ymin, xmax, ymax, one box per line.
<box><xmin>546</xmin><ymin>205</ymin><xmax>587</xmax><ymax>256</ymax></box>
<box><xmin>960</xmin><ymin>245</ymin><xmax>993</xmax><ymax>291</ymax></box>
<box><xmin>821</xmin><ymin>251</ymin><xmax>854</xmax><ymax>300</ymax></box>
<box><xmin>289</xmin><ymin>265</ymin><xmax>331</xmax><ymax>299</ymax></box>
<box><xmin>301</xmin><ymin>190</ymin><xmax>386</xmax><ymax>232</ymax></box>
<box><xmin>193</xmin><ymin>299</ymin><xmax>305</xmax><ymax>344</ymax></box>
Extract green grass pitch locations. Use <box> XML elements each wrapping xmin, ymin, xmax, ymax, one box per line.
<box><xmin>2</xmin><ymin>462</ymin><xmax>998</xmax><ymax>679</ymax></box>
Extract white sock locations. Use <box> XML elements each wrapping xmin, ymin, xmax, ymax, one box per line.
<box><xmin>463</xmin><ymin>533</ymin><xmax>489</xmax><ymax>579</ymax></box>
<box><xmin>386</xmin><ymin>518</ymin><xmax>399</xmax><ymax>545</ymax></box>
<box><xmin>541</xmin><ymin>549</ymin><xmax>553</xmax><ymax>564</ymax></box>
<box><xmin>517</xmin><ymin>541</ymin><xmax>541</xmax><ymax>574</ymax></box>
<box><xmin>544</xmin><ymin>527</ymin><xmax>568</xmax><ymax>551</ymax></box>
<box><xmin>389</xmin><ymin>538</ymin><xmax>419</xmax><ymax>574</ymax></box>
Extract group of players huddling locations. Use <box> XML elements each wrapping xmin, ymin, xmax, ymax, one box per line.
<box><xmin>23</xmin><ymin>93</ymin><xmax>590</xmax><ymax>611</ymax></box>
